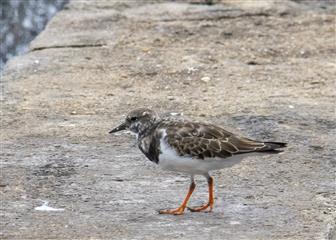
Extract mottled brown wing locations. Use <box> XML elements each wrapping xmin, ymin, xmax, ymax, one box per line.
<box><xmin>163</xmin><ymin>121</ymin><xmax>266</xmax><ymax>159</ymax></box>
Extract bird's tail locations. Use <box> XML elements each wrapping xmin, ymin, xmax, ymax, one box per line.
<box><xmin>258</xmin><ymin>141</ymin><xmax>287</xmax><ymax>153</ymax></box>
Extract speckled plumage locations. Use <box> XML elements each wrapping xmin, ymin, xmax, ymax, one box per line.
<box><xmin>110</xmin><ymin>108</ymin><xmax>287</xmax><ymax>214</ymax></box>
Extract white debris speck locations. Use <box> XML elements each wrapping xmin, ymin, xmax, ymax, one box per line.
<box><xmin>35</xmin><ymin>201</ymin><xmax>64</xmax><ymax>212</ymax></box>
<box><xmin>34</xmin><ymin>60</ymin><xmax>39</xmax><ymax>64</ymax></box>
<box><xmin>201</xmin><ymin>76</ymin><xmax>211</xmax><ymax>83</ymax></box>
<box><xmin>229</xmin><ymin>221</ymin><xmax>241</xmax><ymax>225</ymax></box>
<box><xmin>288</xmin><ymin>105</ymin><xmax>294</xmax><ymax>109</ymax></box>
<box><xmin>187</xmin><ymin>66</ymin><xmax>198</xmax><ymax>74</ymax></box>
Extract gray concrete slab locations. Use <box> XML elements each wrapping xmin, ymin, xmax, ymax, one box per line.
<box><xmin>1</xmin><ymin>1</ymin><xmax>335</xmax><ymax>239</ymax></box>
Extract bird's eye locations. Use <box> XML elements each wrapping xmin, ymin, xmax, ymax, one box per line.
<box><xmin>130</xmin><ymin>117</ymin><xmax>137</xmax><ymax>121</ymax></box>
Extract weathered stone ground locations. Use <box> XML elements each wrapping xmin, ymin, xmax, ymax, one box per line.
<box><xmin>1</xmin><ymin>0</ymin><xmax>335</xmax><ymax>239</ymax></box>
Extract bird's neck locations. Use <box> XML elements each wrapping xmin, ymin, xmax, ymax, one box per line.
<box><xmin>137</xmin><ymin>120</ymin><xmax>160</xmax><ymax>140</ymax></box>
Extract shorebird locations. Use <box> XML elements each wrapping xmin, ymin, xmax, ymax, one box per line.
<box><xmin>109</xmin><ymin>108</ymin><xmax>286</xmax><ymax>215</ymax></box>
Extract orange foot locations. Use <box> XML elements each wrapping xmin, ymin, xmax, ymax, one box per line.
<box><xmin>158</xmin><ymin>207</ymin><xmax>185</xmax><ymax>215</ymax></box>
<box><xmin>187</xmin><ymin>203</ymin><xmax>213</xmax><ymax>213</ymax></box>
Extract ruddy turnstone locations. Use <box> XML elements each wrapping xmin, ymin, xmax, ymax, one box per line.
<box><xmin>109</xmin><ymin>108</ymin><xmax>286</xmax><ymax>215</ymax></box>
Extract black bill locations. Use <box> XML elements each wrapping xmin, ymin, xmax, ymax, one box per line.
<box><xmin>109</xmin><ymin>122</ymin><xmax>127</xmax><ymax>133</ymax></box>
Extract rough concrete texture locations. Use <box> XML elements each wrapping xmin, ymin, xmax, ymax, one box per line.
<box><xmin>1</xmin><ymin>0</ymin><xmax>335</xmax><ymax>239</ymax></box>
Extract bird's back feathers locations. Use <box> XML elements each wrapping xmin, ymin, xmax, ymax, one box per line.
<box><xmin>155</xmin><ymin>120</ymin><xmax>287</xmax><ymax>160</ymax></box>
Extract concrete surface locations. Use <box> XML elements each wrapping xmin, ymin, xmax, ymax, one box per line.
<box><xmin>1</xmin><ymin>0</ymin><xmax>335</xmax><ymax>239</ymax></box>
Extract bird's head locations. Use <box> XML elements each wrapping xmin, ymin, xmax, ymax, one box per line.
<box><xmin>109</xmin><ymin>108</ymin><xmax>159</xmax><ymax>136</ymax></box>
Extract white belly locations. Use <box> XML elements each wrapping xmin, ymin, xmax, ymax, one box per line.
<box><xmin>158</xmin><ymin>138</ymin><xmax>255</xmax><ymax>175</ymax></box>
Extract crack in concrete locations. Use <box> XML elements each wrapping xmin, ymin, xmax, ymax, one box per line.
<box><xmin>31</xmin><ymin>43</ymin><xmax>106</xmax><ymax>51</ymax></box>
<box><xmin>137</xmin><ymin>12</ymin><xmax>270</xmax><ymax>23</ymax></box>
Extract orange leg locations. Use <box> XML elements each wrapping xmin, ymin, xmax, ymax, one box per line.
<box><xmin>159</xmin><ymin>180</ymin><xmax>196</xmax><ymax>215</ymax></box>
<box><xmin>188</xmin><ymin>176</ymin><xmax>214</xmax><ymax>213</ymax></box>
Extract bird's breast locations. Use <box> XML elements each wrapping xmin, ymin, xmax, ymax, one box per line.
<box><xmin>138</xmin><ymin>135</ymin><xmax>159</xmax><ymax>164</ymax></box>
